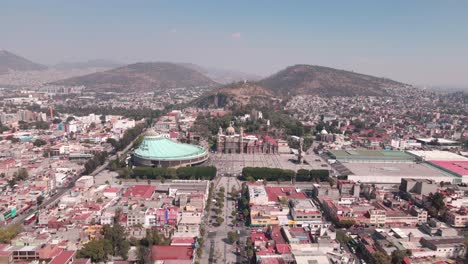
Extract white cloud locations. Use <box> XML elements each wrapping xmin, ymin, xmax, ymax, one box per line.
<box><xmin>230</xmin><ymin>32</ymin><xmax>241</xmax><ymax>39</ymax></box>
<box><xmin>169</xmin><ymin>28</ymin><xmax>177</xmax><ymax>33</ymax></box>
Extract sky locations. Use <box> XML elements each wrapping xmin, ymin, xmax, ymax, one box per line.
<box><xmin>1</xmin><ymin>0</ymin><xmax>468</xmax><ymax>87</ymax></box>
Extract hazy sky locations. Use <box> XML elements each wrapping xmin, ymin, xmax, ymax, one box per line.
<box><xmin>1</xmin><ymin>0</ymin><xmax>468</xmax><ymax>87</ymax></box>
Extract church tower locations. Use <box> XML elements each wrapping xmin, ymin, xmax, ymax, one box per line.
<box><xmin>239</xmin><ymin>127</ymin><xmax>244</xmax><ymax>153</ymax></box>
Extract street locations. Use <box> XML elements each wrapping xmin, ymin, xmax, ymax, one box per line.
<box><xmin>200</xmin><ymin>174</ymin><xmax>246</xmax><ymax>264</ymax></box>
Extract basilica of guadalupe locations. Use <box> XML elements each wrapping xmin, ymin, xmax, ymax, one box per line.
<box><xmin>216</xmin><ymin>123</ymin><xmax>290</xmax><ymax>154</ymax></box>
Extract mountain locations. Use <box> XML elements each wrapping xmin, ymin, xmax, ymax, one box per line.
<box><xmin>53</xmin><ymin>59</ymin><xmax>123</xmax><ymax>70</ymax></box>
<box><xmin>258</xmin><ymin>64</ymin><xmax>409</xmax><ymax>97</ymax></box>
<box><xmin>51</xmin><ymin>62</ymin><xmax>218</xmax><ymax>93</ymax></box>
<box><xmin>192</xmin><ymin>81</ymin><xmax>276</xmax><ymax>109</ymax></box>
<box><xmin>0</xmin><ymin>50</ymin><xmax>47</xmax><ymax>74</ymax></box>
<box><xmin>179</xmin><ymin>63</ymin><xmax>262</xmax><ymax>84</ymax></box>
<box><xmin>191</xmin><ymin>64</ymin><xmax>413</xmax><ymax>110</ymax></box>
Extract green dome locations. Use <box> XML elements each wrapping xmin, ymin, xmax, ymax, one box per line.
<box><xmin>134</xmin><ymin>136</ymin><xmax>207</xmax><ymax>161</ymax></box>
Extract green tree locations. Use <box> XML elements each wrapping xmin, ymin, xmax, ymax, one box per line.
<box><xmin>0</xmin><ymin>224</ymin><xmax>22</xmax><ymax>243</ymax></box>
<box><xmin>89</xmin><ymin>122</ymin><xmax>97</xmax><ymax>130</ymax></box>
<box><xmin>13</xmin><ymin>168</ymin><xmax>29</xmax><ymax>181</ymax></box>
<box><xmin>429</xmin><ymin>192</ymin><xmax>446</xmax><ymax>216</ymax></box>
<box><xmin>295</xmin><ymin>169</ymin><xmax>310</xmax><ymax>182</ymax></box>
<box><xmin>102</xmin><ymin>224</ymin><xmax>130</xmax><ymax>259</ymax></box>
<box><xmin>227</xmin><ymin>231</ymin><xmax>239</xmax><ymax>244</ymax></box>
<box><xmin>373</xmin><ymin>252</ymin><xmax>391</xmax><ymax>264</ymax></box>
<box><xmin>76</xmin><ymin>239</ymin><xmax>113</xmax><ymax>262</ymax></box>
<box><xmin>34</xmin><ymin>121</ymin><xmax>50</xmax><ymax>130</ymax></box>
<box><xmin>33</xmin><ymin>138</ymin><xmax>47</xmax><ymax>147</ymax></box>
<box><xmin>338</xmin><ymin>219</ymin><xmax>356</xmax><ymax>228</ymax></box>
<box><xmin>391</xmin><ymin>250</ymin><xmax>410</xmax><ymax>264</ymax></box>
<box><xmin>216</xmin><ymin>217</ymin><xmax>224</xmax><ymax>226</ymax></box>
<box><xmin>36</xmin><ymin>195</ymin><xmax>44</xmax><ymax>206</ymax></box>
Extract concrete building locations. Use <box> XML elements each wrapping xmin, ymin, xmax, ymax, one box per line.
<box><xmin>339</xmin><ymin>162</ymin><xmax>455</xmax><ymax>184</ymax></box>
<box><xmin>420</xmin><ymin>236</ymin><xmax>466</xmax><ymax>258</ymax></box>
<box><xmin>400</xmin><ymin>178</ymin><xmax>439</xmax><ymax>196</ymax></box>
<box><xmin>445</xmin><ymin>209</ymin><xmax>468</xmax><ymax>227</ymax></box>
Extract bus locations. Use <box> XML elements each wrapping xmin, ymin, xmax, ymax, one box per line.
<box><xmin>0</xmin><ymin>207</ymin><xmax>17</xmax><ymax>222</ymax></box>
<box><xmin>24</xmin><ymin>212</ymin><xmax>37</xmax><ymax>225</ymax></box>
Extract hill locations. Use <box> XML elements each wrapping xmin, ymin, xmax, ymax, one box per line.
<box><xmin>53</xmin><ymin>59</ymin><xmax>123</xmax><ymax>70</ymax></box>
<box><xmin>179</xmin><ymin>63</ymin><xmax>262</xmax><ymax>84</ymax></box>
<box><xmin>0</xmin><ymin>50</ymin><xmax>47</xmax><ymax>74</ymax></box>
<box><xmin>192</xmin><ymin>81</ymin><xmax>276</xmax><ymax>109</ymax></box>
<box><xmin>51</xmin><ymin>62</ymin><xmax>218</xmax><ymax>93</ymax></box>
<box><xmin>259</xmin><ymin>64</ymin><xmax>409</xmax><ymax>96</ymax></box>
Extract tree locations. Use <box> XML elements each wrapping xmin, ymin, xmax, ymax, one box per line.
<box><xmin>33</xmin><ymin>138</ymin><xmax>47</xmax><ymax>147</ymax></box>
<box><xmin>0</xmin><ymin>224</ymin><xmax>22</xmax><ymax>243</ymax></box>
<box><xmin>97</xmin><ymin>197</ymin><xmax>104</xmax><ymax>203</ymax></box>
<box><xmin>373</xmin><ymin>252</ymin><xmax>391</xmax><ymax>264</ymax></box>
<box><xmin>34</xmin><ymin>121</ymin><xmax>50</xmax><ymax>130</ymax></box>
<box><xmin>296</xmin><ymin>169</ymin><xmax>310</xmax><ymax>182</ymax></box>
<box><xmin>227</xmin><ymin>231</ymin><xmax>239</xmax><ymax>244</ymax></box>
<box><xmin>89</xmin><ymin>122</ymin><xmax>97</xmax><ymax>130</ymax></box>
<box><xmin>13</xmin><ymin>168</ymin><xmax>29</xmax><ymax>181</ymax></box>
<box><xmin>216</xmin><ymin>217</ymin><xmax>224</xmax><ymax>226</ymax></box>
<box><xmin>36</xmin><ymin>195</ymin><xmax>44</xmax><ymax>206</ymax></box>
<box><xmin>100</xmin><ymin>115</ymin><xmax>106</xmax><ymax>125</ymax></box>
<box><xmin>136</xmin><ymin>245</ymin><xmax>150</xmax><ymax>264</ymax></box>
<box><xmin>102</xmin><ymin>223</ymin><xmax>130</xmax><ymax>259</ymax></box>
<box><xmin>242</xmin><ymin>209</ymin><xmax>250</xmax><ymax>218</ymax></box>
<box><xmin>391</xmin><ymin>250</ymin><xmax>410</xmax><ymax>264</ymax></box>
<box><xmin>52</xmin><ymin>118</ymin><xmax>62</xmax><ymax>124</ymax></box>
<box><xmin>76</xmin><ymin>239</ymin><xmax>112</xmax><ymax>262</ymax></box>
<box><xmin>338</xmin><ymin>219</ymin><xmax>356</xmax><ymax>228</ymax></box>
<box><xmin>429</xmin><ymin>192</ymin><xmax>445</xmax><ymax>215</ymax></box>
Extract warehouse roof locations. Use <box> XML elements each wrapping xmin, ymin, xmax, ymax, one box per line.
<box><xmin>329</xmin><ymin>150</ymin><xmax>414</xmax><ymax>162</ymax></box>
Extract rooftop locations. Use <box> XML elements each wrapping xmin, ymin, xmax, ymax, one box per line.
<box><xmin>123</xmin><ymin>185</ymin><xmax>156</xmax><ymax>199</ymax></box>
<box><xmin>428</xmin><ymin>160</ymin><xmax>468</xmax><ymax>177</ymax></box>
<box><xmin>342</xmin><ymin>162</ymin><xmax>454</xmax><ymax>178</ymax></box>
<box><xmin>407</xmin><ymin>150</ymin><xmax>468</xmax><ymax>161</ymax></box>
<box><xmin>151</xmin><ymin>245</ymin><xmax>193</xmax><ymax>261</ymax></box>
<box><xmin>266</xmin><ymin>187</ymin><xmax>307</xmax><ymax>202</ymax></box>
<box><xmin>134</xmin><ymin>136</ymin><xmax>207</xmax><ymax>161</ymax></box>
<box><xmin>329</xmin><ymin>150</ymin><xmax>415</xmax><ymax>162</ymax></box>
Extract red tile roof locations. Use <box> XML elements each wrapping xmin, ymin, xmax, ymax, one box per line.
<box><xmin>49</xmin><ymin>250</ymin><xmax>75</xmax><ymax>264</ymax></box>
<box><xmin>123</xmin><ymin>185</ymin><xmax>156</xmax><ymax>199</ymax></box>
<box><xmin>151</xmin><ymin>245</ymin><xmax>193</xmax><ymax>261</ymax></box>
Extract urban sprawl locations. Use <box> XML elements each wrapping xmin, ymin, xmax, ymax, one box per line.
<box><xmin>0</xmin><ymin>83</ymin><xmax>467</xmax><ymax>264</ymax></box>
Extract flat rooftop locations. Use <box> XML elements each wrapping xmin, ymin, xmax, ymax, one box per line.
<box><xmin>329</xmin><ymin>150</ymin><xmax>415</xmax><ymax>162</ymax></box>
<box><xmin>407</xmin><ymin>150</ymin><xmax>468</xmax><ymax>161</ymax></box>
<box><xmin>428</xmin><ymin>160</ymin><xmax>468</xmax><ymax>177</ymax></box>
<box><xmin>342</xmin><ymin>162</ymin><xmax>455</xmax><ymax>183</ymax></box>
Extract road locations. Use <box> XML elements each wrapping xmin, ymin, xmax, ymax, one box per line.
<box><xmin>199</xmin><ymin>173</ymin><xmax>244</xmax><ymax>264</ymax></box>
<box><xmin>8</xmin><ymin>133</ymin><xmax>139</xmax><ymax>227</ymax></box>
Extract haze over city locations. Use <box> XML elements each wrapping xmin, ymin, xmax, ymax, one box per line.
<box><xmin>1</xmin><ymin>0</ymin><xmax>468</xmax><ymax>88</ymax></box>
<box><xmin>0</xmin><ymin>2</ymin><xmax>467</xmax><ymax>264</ymax></box>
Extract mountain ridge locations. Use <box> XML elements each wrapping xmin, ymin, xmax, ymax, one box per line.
<box><xmin>258</xmin><ymin>64</ymin><xmax>409</xmax><ymax>97</ymax></box>
<box><xmin>51</xmin><ymin>62</ymin><xmax>218</xmax><ymax>93</ymax></box>
<box><xmin>0</xmin><ymin>50</ymin><xmax>47</xmax><ymax>74</ymax></box>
